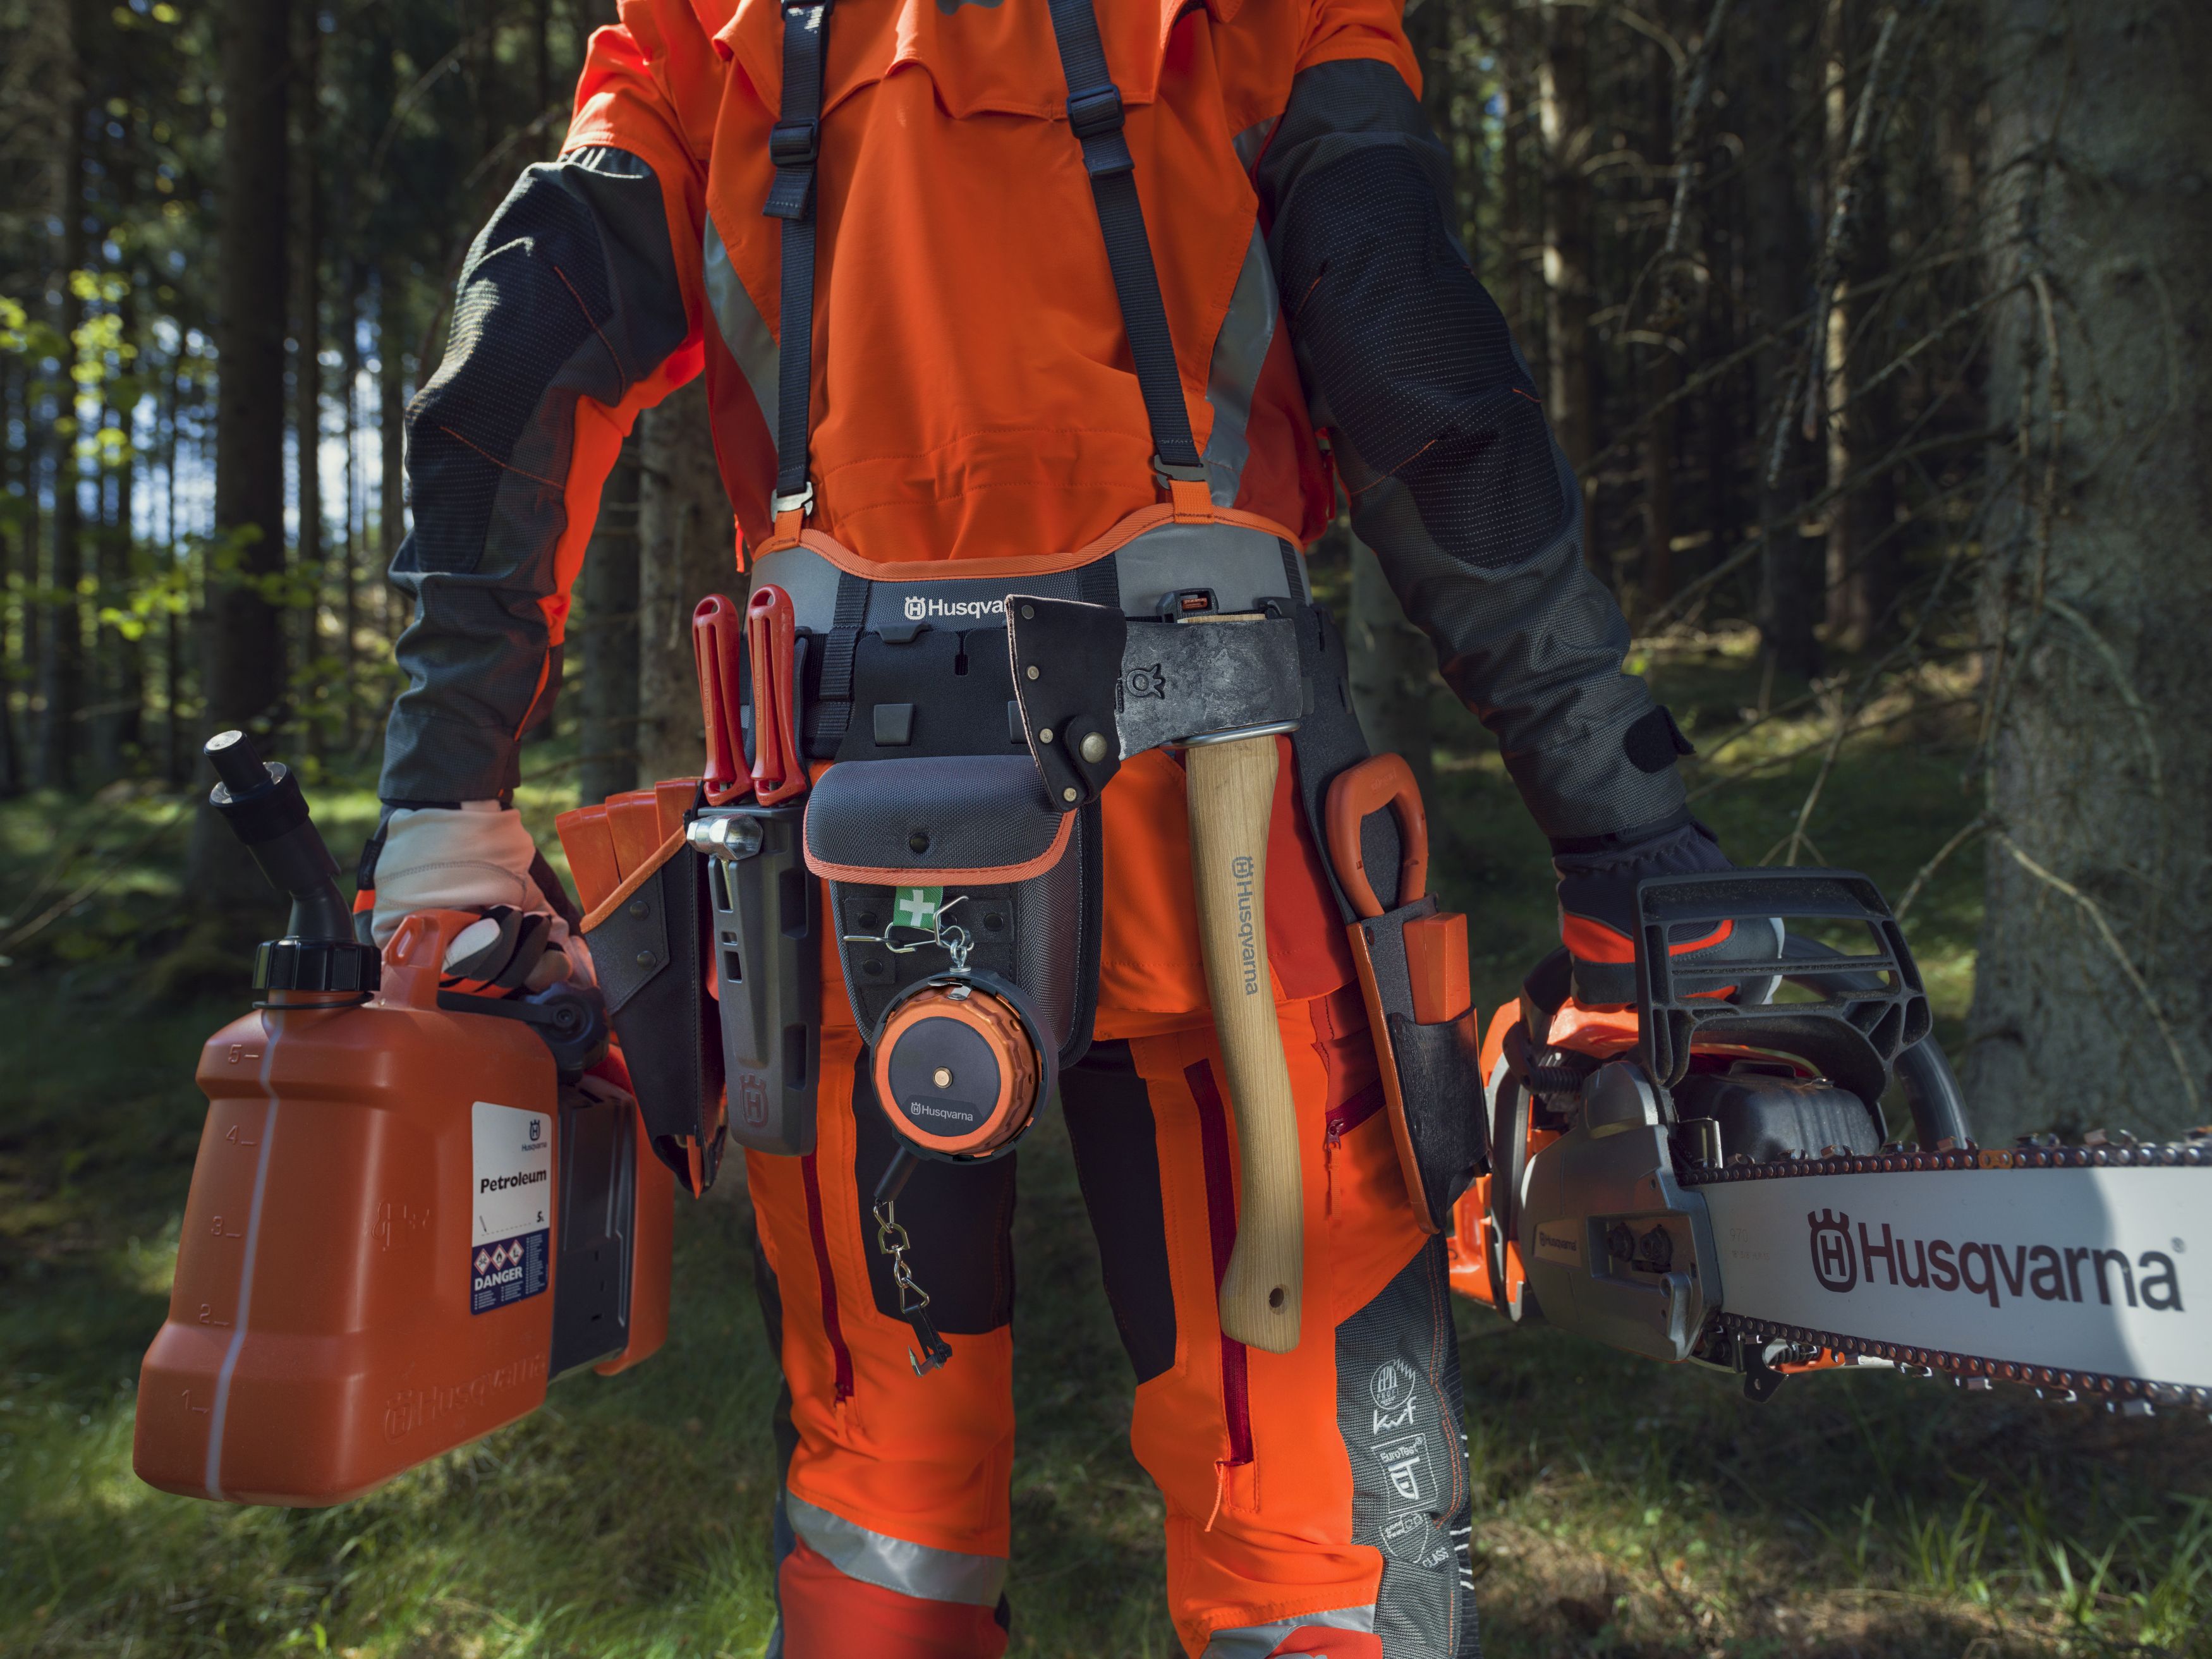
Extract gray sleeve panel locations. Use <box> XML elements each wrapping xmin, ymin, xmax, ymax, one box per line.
<box><xmin>1340</xmin><ymin>438</ymin><xmax>1687</xmax><ymax>840</ymax></box>
<box><xmin>1259</xmin><ymin>59</ymin><xmax>1683</xmax><ymax>843</ymax></box>
<box><xmin>380</xmin><ymin>145</ymin><xmax>691</xmax><ymax>804</ymax></box>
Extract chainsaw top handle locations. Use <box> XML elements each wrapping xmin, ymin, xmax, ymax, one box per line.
<box><xmin>1516</xmin><ymin>868</ymin><xmax>1963</xmax><ymax>1151</ymax></box>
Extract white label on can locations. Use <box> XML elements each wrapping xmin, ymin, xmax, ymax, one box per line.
<box><xmin>470</xmin><ymin>1102</ymin><xmax>552</xmax><ymax>1315</ymax></box>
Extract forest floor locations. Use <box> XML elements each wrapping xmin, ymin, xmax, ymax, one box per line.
<box><xmin>3</xmin><ymin>633</ymin><xmax>2209</xmax><ymax>1658</ymax></box>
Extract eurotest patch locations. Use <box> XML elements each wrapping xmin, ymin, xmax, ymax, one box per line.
<box><xmin>470</xmin><ymin>1102</ymin><xmax>550</xmax><ymax>1315</ymax></box>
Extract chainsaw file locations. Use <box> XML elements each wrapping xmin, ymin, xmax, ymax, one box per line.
<box><xmin>1325</xmin><ymin>753</ymin><xmax>1486</xmax><ymax>1236</ymax></box>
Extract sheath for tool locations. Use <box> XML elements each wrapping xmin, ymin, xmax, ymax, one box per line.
<box><xmin>557</xmin><ymin>780</ymin><xmax>729</xmax><ymax>1194</ymax></box>
<box><xmin>1328</xmin><ymin>757</ymin><xmax>1488</xmax><ymax>1235</ymax></box>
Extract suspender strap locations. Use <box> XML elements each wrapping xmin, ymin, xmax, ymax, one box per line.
<box><xmin>810</xmin><ymin>569</ymin><xmax>871</xmax><ymax>752</ymax></box>
<box><xmin>1041</xmin><ymin>0</ymin><xmax>1205</xmax><ymax>484</ymax></box>
<box><xmin>763</xmin><ymin>0</ymin><xmax>834</xmax><ymax>520</ymax></box>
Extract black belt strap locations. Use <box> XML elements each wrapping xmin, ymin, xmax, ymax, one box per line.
<box><xmin>1075</xmin><ymin>552</ymin><xmax>1119</xmax><ymax>609</ymax></box>
<box><xmin>811</xmin><ymin>570</ymin><xmax>870</xmax><ymax>751</ymax></box>
<box><xmin>1042</xmin><ymin>0</ymin><xmax>1205</xmax><ymax>483</ymax></box>
<box><xmin>764</xmin><ymin>0</ymin><xmax>834</xmax><ymax>516</ymax></box>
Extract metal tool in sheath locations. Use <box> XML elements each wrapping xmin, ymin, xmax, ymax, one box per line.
<box><xmin>1455</xmin><ymin>868</ymin><xmax>2212</xmax><ymax>1407</ymax></box>
<box><xmin>1324</xmin><ymin>753</ymin><xmax>1485</xmax><ymax>1237</ymax></box>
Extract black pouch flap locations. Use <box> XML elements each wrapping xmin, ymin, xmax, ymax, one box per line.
<box><xmin>802</xmin><ymin>755</ymin><xmax>1074</xmax><ymax>884</ymax></box>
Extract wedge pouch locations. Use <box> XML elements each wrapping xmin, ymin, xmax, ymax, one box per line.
<box><xmin>695</xmin><ymin>803</ymin><xmax>822</xmax><ymax>1158</ymax></box>
<box><xmin>1348</xmin><ymin>894</ymin><xmax>1487</xmax><ymax>1234</ymax></box>
<box><xmin>801</xmin><ymin>753</ymin><xmax>1098</xmax><ymax>1064</ymax></box>
<box><xmin>580</xmin><ymin>834</ymin><xmax>730</xmax><ymax>1190</ymax></box>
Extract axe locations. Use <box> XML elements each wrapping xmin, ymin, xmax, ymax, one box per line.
<box><xmin>1006</xmin><ymin>595</ymin><xmax>1308</xmax><ymax>1352</ymax></box>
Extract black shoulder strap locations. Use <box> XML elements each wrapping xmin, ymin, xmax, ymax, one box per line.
<box><xmin>763</xmin><ymin>0</ymin><xmax>835</xmax><ymax>520</ymax></box>
<box><xmin>1042</xmin><ymin>0</ymin><xmax>1206</xmax><ymax>487</ymax></box>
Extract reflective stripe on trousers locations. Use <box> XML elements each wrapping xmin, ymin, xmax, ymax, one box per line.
<box><xmin>785</xmin><ymin>1490</ymin><xmax>1008</xmax><ymax>1607</ymax></box>
<box><xmin>1202</xmin><ymin>1606</ymin><xmax>1378</xmax><ymax>1658</ymax></box>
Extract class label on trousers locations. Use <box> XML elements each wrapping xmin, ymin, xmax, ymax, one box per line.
<box><xmin>470</xmin><ymin>1102</ymin><xmax>552</xmax><ymax>1315</ymax></box>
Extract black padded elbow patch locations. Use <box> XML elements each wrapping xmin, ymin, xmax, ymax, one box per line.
<box><xmin>1279</xmin><ymin>145</ymin><xmax>1565</xmax><ymax>570</ymax></box>
<box><xmin>405</xmin><ymin>181</ymin><xmax>621</xmax><ymax>576</ymax></box>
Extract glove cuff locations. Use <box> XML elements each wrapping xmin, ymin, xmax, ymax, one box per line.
<box><xmin>369</xmin><ymin>802</ymin><xmax>547</xmax><ymax>947</ymax></box>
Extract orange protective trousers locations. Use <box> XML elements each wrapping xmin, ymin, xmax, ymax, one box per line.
<box><xmin>743</xmin><ymin>755</ymin><xmax>1477</xmax><ymax>1658</ymax></box>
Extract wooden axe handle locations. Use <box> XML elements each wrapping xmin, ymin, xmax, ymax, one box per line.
<box><xmin>1186</xmin><ymin>732</ymin><xmax>1303</xmax><ymax>1353</ymax></box>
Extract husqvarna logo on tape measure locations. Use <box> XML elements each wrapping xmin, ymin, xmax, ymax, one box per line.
<box><xmin>1808</xmin><ymin>1208</ymin><xmax>2185</xmax><ymax>1311</ymax></box>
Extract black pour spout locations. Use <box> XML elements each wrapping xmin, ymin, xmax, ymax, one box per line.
<box><xmin>207</xmin><ymin>730</ymin><xmax>379</xmax><ymax>994</ymax></box>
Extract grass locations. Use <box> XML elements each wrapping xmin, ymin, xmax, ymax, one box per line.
<box><xmin>3</xmin><ymin>643</ymin><xmax>2208</xmax><ymax>1656</ymax></box>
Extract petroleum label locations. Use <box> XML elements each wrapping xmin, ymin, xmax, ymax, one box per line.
<box><xmin>470</xmin><ymin>1102</ymin><xmax>550</xmax><ymax>1315</ymax></box>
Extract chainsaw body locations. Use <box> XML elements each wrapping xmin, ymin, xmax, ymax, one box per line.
<box><xmin>1451</xmin><ymin>870</ymin><xmax>1967</xmax><ymax>1380</ymax></box>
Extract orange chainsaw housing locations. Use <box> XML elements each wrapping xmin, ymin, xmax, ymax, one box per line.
<box><xmin>133</xmin><ymin>911</ymin><xmax>672</xmax><ymax>1507</ymax></box>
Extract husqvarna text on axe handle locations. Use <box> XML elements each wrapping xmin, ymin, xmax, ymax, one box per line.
<box><xmin>1187</xmin><ymin>729</ymin><xmax>1303</xmax><ymax>1352</ymax></box>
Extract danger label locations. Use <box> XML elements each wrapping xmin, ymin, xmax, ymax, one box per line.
<box><xmin>471</xmin><ymin>1102</ymin><xmax>551</xmax><ymax>1315</ymax></box>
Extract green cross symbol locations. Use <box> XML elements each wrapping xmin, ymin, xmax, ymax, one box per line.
<box><xmin>892</xmin><ymin>887</ymin><xmax>943</xmax><ymax>932</ymax></box>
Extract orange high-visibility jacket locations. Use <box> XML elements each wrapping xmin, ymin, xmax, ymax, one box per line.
<box><xmin>379</xmin><ymin>0</ymin><xmax>1692</xmax><ymax>993</ymax></box>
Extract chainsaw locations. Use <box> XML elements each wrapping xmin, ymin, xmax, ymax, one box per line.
<box><xmin>1445</xmin><ymin>868</ymin><xmax>2212</xmax><ymax>1412</ymax></box>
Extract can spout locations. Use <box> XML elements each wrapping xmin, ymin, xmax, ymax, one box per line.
<box><xmin>205</xmin><ymin>731</ymin><xmax>379</xmax><ymax>994</ymax></box>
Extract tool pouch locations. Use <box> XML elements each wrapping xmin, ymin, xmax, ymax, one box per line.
<box><xmin>801</xmin><ymin>753</ymin><xmax>1095</xmax><ymax>1064</ymax></box>
<box><xmin>691</xmin><ymin>801</ymin><xmax>821</xmax><ymax>1157</ymax></box>
<box><xmin>557</xmin><ymin>782</ymin><xmax>728</xmax><ymax>1195</ymax></box>
<box><xmin>1349</xmin><ymin>897</ymin><xmax>1486</xmax><ymax>1234</ymax></box>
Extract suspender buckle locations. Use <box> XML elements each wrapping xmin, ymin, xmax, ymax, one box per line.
<box><xmin>770</xmin><ymin>119</ymin><xmax>820</xmax><ymax>169</ymax></box>
<box><xmin>1152</xmin><ymin>454</ymin><xmax>1210</xmax><ymax>489</ymax></box>
<box><xmin>1066</xmin><ymin>83</ymin><xmax>1126</xmax><ymax>140</ymax></box>
<box><xmin>772</xmin><ymin>481</ymin><xmax>816</xmax><ymax>520</ymax></box>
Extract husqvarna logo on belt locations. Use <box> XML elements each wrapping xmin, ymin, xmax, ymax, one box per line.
<box><xmin>901</xmin><ymin>593</ymin><xmax>1003</xmax><ymax>623</ymax></box>
<box><xmin>1807</xmin><ymin>1208</ymin><xmax>2185</xmax><ymax>1311</ymax></box>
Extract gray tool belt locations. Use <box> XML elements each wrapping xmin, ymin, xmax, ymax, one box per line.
<box><xmin>702</xmin><ymin>522</ymin><xmax>1403</xmax><ymax>1150</ymax></box>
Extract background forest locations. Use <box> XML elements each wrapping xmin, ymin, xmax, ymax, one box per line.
<box><xmin>2</xmin><ymin>1</ymin><xmax>2209</xmax><ymax>1655</ymax></box>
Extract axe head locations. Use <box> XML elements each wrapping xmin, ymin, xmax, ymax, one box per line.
<box><xmin>1004</xmin><ymin>595</ymin><xmax>1304</xmax><ymax>808</ymax></box>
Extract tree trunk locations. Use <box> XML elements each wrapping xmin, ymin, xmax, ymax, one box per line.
<box><xmin>1966</xmin><ymin>0</ymin><xmax>2212</xmax><ymax>1141</ymax></box>
<box><xmin>1739</xmin><ymin>0</ymin><xmax>1821</xmax><ymax>681</ymax></box>
<box><xmin>1822</xmin><ymin>0</ymin><xmax>1902</xmax><ymax>653</ymax></box>
<box><xmin>162</xmin><ymin>351</ymin><xmax>186</xmax><ymax>784</ymax></box>
<box><xmin>339</xmin><ymin>267</ymin><xmax>362</xmax><ymax>750</ymax></box>
<box><xmin>378</xmin><ymin>260</ymin><xmax>408</xmax><ymax>644</ymax></box>
<box><xmin>1497</xmin><ymin>16</ymin><xmax>1533</xmax><ymax>342</ymax></box>
<box><xmin>1346</xmin><ymin>534</ymin><xmax>1437</xmax><ymax>803</ymax></box>
<box><xmin>187</xmin><ymin>0</ymin><xmax>290</xmax><ymax>908</ymax></box>
<box><xmin>635</xmin><ymin>382</ymin><xmax>734</xmax><ymax>784</ymax></box>
<box><xmin>1537</xmin><ymin>1</ymin><xmax>1596</xmax><ymax>573</ymax></box>
<box><xmin>0</xmin><ymin>360</ymin><xmax>21</xmax><ymax>796</ymax></box>
<box><xmin>37</xmin><ymin>34</ymin><xmax>87</xmax><ymax>790</ymax></box>
<box><xmin>579</xmin><ymin>440</ymin><xmax>642</xmax><ymax>806</ymax></box>
<box><xmin>292</xmin><ymin>4</ymin><xmax>323</xmax><ymax>732</ymax></box>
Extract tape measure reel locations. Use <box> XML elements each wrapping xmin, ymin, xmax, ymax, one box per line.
<box><xmin>870</xmin><ymin>971</ymin><xmax>1055</xmax><ymax>1162</ymax></box>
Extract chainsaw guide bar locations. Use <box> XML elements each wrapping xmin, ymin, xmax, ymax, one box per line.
<box><xmin>1685</xmin><ymin>1144</ymin><xmax>2212</xmax><ymax>1409</ymax></box>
